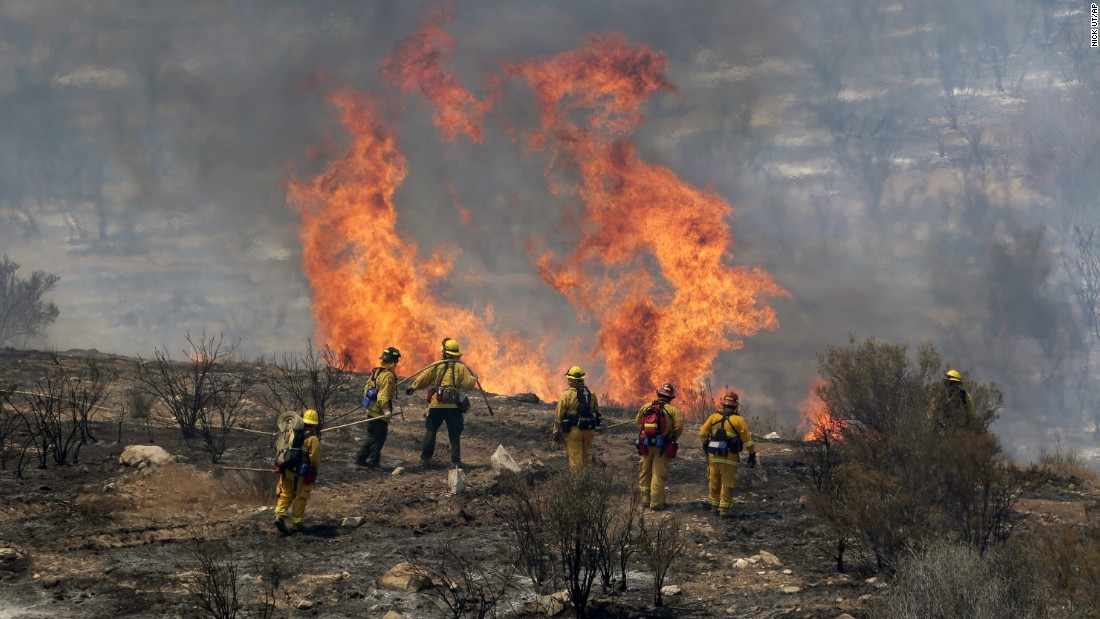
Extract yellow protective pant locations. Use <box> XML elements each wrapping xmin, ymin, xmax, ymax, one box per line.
<box><xmin>707</xmin><ymin>460</ymin><xmax>740</xmax><ymax>515</ymax></box>
<box><xmin>638</xmin><ymin>452</ymin><xmax>671</xmax><ymax>508</ymax></box>
<box><xmin>274</xmin><ymin>470</ymin><xmax>314</xmax><ymax>526</ymax></box>
<box><xmin>564</xmin><ymin>428</ymin><xmax>595</xmax><ymax>469</ymax></box>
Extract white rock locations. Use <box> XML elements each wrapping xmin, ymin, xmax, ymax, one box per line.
<box><xmin>382</xmin><ymin>612</ymin><xmax>406</xmax><ymax>619</ymax></box>
<box><xmin>759</xmin><ymin>550</ymin><xmax>782</xmax><ymax>566</ymax></box>
<box><xmin>448</xmin><ymin>468</ymin><xmax>467</xmax><ymax>495</ymax></box>
<box><xmin>762</xmin><ymin>431</ymin><xmax>782</xmax><ymax>439</ymax></box>
<box><xmin>660</xmin><ymin>584</ymin><xmax>682</xmax><ymax>596</ymax></box>
<box><xmin>782</xmin><ymin>569</ymin><xmax>792</xmax><ymax>575</ymax></box>
<box><xmin>734</xmin><ymin>558</ymin><xmax>749</xmax><ymax>569</ymax></box>
<box><xmin>378</xmin><ymin>563</ymin><xmax>433</xmax><ymax>592</ymax></box>
<box><xmin>391</xmin><ymin>466</ymin><xmax>405</xmax><ymax>476</ymax></box>
<box><xmin>297</xmin><ymin>600</ymin><xmax>314</xmax><ymax>609</ymax></box>
<box><xmin>119</xmin><ymin>445</ymin><xmax>172</xmax><ymax>467</ymax></box>
<box><xmin>341</xmin><ymin>516</ymin><xmax>365</xmax><ymax>527</ymax></box>
<box><xmin>519</xmin><ymin>590</ymin><xmax>570</xmax><ymax>616</ymax></box>
<box><xmin>781</xmin><ymin>585</ymin><xmax>801</xmax><ymax>594</ymax></box>
<box><xmin>490</xmin><ymin>445</ymin><xmax>522</xmax><ymax>475</ymax></box>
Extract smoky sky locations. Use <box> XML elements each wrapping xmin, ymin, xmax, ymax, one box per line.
<box><xmin>1</xmin><ymin>0</ymin><xmax>1097</xmax><ymax>464</ymax></box>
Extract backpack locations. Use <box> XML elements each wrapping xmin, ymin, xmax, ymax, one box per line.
<box><xmin>640</xmin><ymin>401</ymin><xmax>669</xmax><ymax>446</ymax></box>
<box><xmin>362</xmin><ymin>367</ymin><xmax>391</xmax><ymax>409</ymax></box>
<box><xmin>434</xmin><ymin>362</ymin><xmax>461</xmax><ymax>404</ymax></box>
<box><xmin>274</xmin><ymin>411</ymin><xmax>306</xmax><ymax>469</ymax></box>
<box><xmin>573</xmin><ymin>386</ymin><xmax>596</xmax><ymax>430</ymax></box>
<box><xmin>706</xmin><ymin>411</ymin><xmax>743</xmax><ymax>456</ymax></box>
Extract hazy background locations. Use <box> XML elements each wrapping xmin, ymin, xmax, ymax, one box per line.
<box><xmin>1</xmin><ymin>0</ymin><xmax>1098</xmax><ymax>464</ymax></box>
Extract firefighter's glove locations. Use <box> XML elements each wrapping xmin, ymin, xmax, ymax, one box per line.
<box><xmin>746</xmin><ymin>452</ymin><xmax>757</xmax><ymax>468</ymax></box>
<box><xmin>405</xmin><ymin>388</ymin><xmax>415</xmax><ymax>396</ymax></box>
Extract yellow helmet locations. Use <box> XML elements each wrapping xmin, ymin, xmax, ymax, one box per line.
<box><xmin>442</xmin><ymin>338</ymin><xmax>462</xmax><ymax>357</ymax></box>
<box><xmin>943</xmin><ymin>369</ymin><xmax>963</xmax><ymax>383</ymax></box>
<box><xmin>565</xmin><ymin>365</ymin><xmax>586</xmax><ymax>379</ymax></box>
<box><xmin>302</xmin><ymin>409</ymin><xmax>319</xmax><ymax>425</ymax></box>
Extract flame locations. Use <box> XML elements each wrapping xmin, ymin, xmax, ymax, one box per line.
<box><xmin>289</xmin><ymin>10</ymin><xmax>788</xmax><ymax>410</ymax></box>
<box><xmin>798</xmin><ymin>378</ymin><xmax>845</xmax><ymax>441</ymax></box>
<box><xmin>286</xmin><ymin>91</ymin><xmax>555</xmax><ymax>399</ymax></box>
<box><xmin>382</xmin><ymin>3</ymin><xmax>493</xmax><ymax>143</ymax></box>
<box><xmin>509</xmin><ymin>35</ymin><xmax>789</xmax><ymax>409</ymax></box>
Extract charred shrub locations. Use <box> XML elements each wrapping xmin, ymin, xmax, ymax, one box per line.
<box><xmin>404</xmin><ymin>535</ymin><xmax>516</xmax><ymax>619</ymax></box>
<box><xmin>802</xmin><ymin>336</ymin><xmax>1019</xmax><ymax>574</ymax></box>
<box><xmin>181</xmin><ymin>536</ymin><xmax>243</xmax><ymax>619</ymax></box>
<box><xmin>638</xmin><ymin>513</ymin><xmax>687</xmax><ymax>608</ymax></box>
<box><xmin>495</xmin><ymin>466</ymin><xmax>629</xmax><ymax>618</ymax></box>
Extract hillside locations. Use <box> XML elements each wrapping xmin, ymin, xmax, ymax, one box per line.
<box><xmin>0</xmin><ymin>348</ymin><xmax>1097</xmax><ymax>618</ymax></box>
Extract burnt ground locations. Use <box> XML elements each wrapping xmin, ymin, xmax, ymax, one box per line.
<box><xmin>0</xmin><ymin>349</ymin><xmax>1096</xmax><ymax>619</ymax></box>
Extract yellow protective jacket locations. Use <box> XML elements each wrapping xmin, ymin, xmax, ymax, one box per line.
<box><xmin>409</xmin><ymin>359</ymin><xmax>478</xmax><ymax>409</ymax></box>
<box><xmin>554</xmin><ymin>382</ymin><xmax>601</xmax><ymax>434</ymax></box>
<box><xmin>364</xmin><ymin>362</ymin><xmax>397</xmax><ymax>418</ymax></box>
<box><xmin>935</xmin><ymin>387</ymin><xmax>978</xmax><ymax>430</ymax></box>
<box><xmin>302</xmin><ymin>431</ymin><xmax>321</xmax><ymax>475</ymax></box>
<box><xmin>699</xmin><ymin>410</ymin><xmax>755</xmax><ymax>465</ymax></box>
<box><xmin>634</xmin><ymin>399</ymin><xmax>684</xmax><ymax>440</ymax></box>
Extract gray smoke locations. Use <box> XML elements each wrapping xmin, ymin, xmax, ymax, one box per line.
<box><xmin>1</xmin><ymin>0</ymin><xmax>1096</xmax><ymax>465</ymax></box>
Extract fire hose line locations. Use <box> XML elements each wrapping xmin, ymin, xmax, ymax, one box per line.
<box><xmin>395</xmin><ymin>360</ymin><xmax>494</xmax><ymax>416</ymax></box>
<box><xmin>600</xmin><ymin>418</ymin><xmax>637</xmax><ymax>431</ymax></box>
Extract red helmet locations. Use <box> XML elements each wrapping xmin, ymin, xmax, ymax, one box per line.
<box><xmin>656</xmin><ymin>383</ymin><xmax>676</xmax><ymax>399</ymax></box>
<box><xmin>722</xmin><ymin>391</ymin><xmax>739</xmax><ymax>409</ymax></box>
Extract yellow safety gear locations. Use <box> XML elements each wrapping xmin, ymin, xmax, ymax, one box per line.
<box><xmin>698</xmin><ymin>410</ymin><xmax>755</xmax><ymax>466</ymax></box>
<box><xmin>302</xmin><ymin>409</ymin><xmax>319</xmax><ymax>425</ymax></box>
<box><xmin>364</xmin><ymin>362</ymin><xmax>398</xmax><ymax>419</ymax></box>
<box><xmin>274</xmin><ymin>430</ymin><xmax>320</xmax><ymax>524</ymax></box>
<box><xmin>565</xmin><ymin>365</ymin><xmax>586</xmax><ymax>379</ymax></box>
<box><xmin>554</xmin><ymin>386</ymin><xmax>601</xmax><ymax>469</ymax></box>
<box><xmin>634</xmin><ymin>400</ymin><xmax>683</xmax><ymax>509</ymax></box>
<box><xmin>408</xmin><ymin>360</ymin><xmax>478</xmax><ymax>409</ymax></box>
<box><xmin>944</xmin><ymin>369</ymin><xmax>963</xmax><ymax>383</ymax></box>
<box><xmin>443</xmin><ymin>338</ymin><xmax>462</xmax><ymax>357</ymax></box>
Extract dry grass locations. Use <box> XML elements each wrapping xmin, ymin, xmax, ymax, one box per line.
<box><xmin>1036</xmin><ymin>442</ymin><xmax>1099</xmax><ymax>485</ymax></box>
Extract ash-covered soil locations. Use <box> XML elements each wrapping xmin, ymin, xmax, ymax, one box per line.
<box><xmin>0</xmin><ymin>348</ymin><xmax>1094</xmax><ymax>619</ymax></box>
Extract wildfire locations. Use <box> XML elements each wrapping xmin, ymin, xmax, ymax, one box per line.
<box><xmin>511</xmin><ymin>35</ymin><xmax>789</xmax><ymax>405</ymax></box>
<box><xmin>286</xmin><ymin>91</ymin><xmax>556</xmax><ymax>399</ymax></box>
<box><xmin>798</xmin><ymin>378</ymin><xmax>845</xmax><ymax>441</ymax></box>
<box><xmin>288</xmin><ymin>7</ymin><xmax>788</xmax><ymax>410</ymax></box>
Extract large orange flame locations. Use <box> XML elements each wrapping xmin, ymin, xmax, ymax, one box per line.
<box><xmin>510</xmin><ymin>35</ymin><xmax>789</xmax><ymax>406</ymax></box>
<box><xmin>798</xmin><ymin>378</ymin><xmax>845</xmax><ymax>441</ymax></box>
<box><xmin>287</xmin><ymin>91</ymin><xmax>555</xmax><ymax>398</ymax></box>
<box><xmin>290</xmin><ymin>9</ymin><xmax>788</xmax><ymax>411</ymax></box>
<box><xmin>382</xmin><ymin>4</ymin><xmax>492</xmax><ymax>143</ymax></box>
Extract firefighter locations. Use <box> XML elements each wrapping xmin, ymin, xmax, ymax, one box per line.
<box><xmin>552</xmin><ymin>365</ymin><xmax>602</xmax><ymax>469</ymax></box>
<box><xmin>273</xmin><ymin>409</ymin><xmax>321</xmax><ymax>535</ymax></box>
<box><xmin>406</xmin><ymin>338</ymin><xmax>479</xmax><ymax>468</ymax></box>
<box><xmin>634</xmin><ymin>383</ymin><xmax>684</xmax><ymax>511</ymax></box>
<box><xmin>698</xmin><ymin>391</ymin><xmax>756</xmax><ymax>517</ymax></box>
<box><xmin>937</xmin><ymin>369</ymin><xmax>978</xmax><ymax>431</ymax></box>
<box><xmin>355</xmin><ymin>347</ymin><xmax>401</xmax><ymax>469</ymax></box>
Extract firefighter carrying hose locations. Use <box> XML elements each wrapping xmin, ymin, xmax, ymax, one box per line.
<box><xmin>552</xmin><ymin>365</ymin><xmax>602</xmax><ymax>470</ymax></box>
<box><xmin>406</xmin><ymin>338</ymin><xmax>478</xmax><ymax>468</ymax></box>
<box><xmin>698</xmin><ymin>391</ymin><xmax>756</xmax><ymax>517</ymax></box>
<box><xmin>355</xmin><ymin>347</ymin><xmax>401</xmax><ymax>469</ymax></box>
<box><xmin>273</xmin><ymin>409</ymin><xmax>321</xmax><ymax>535</ymax></box>
<box><xmin>634</xmin><ymin>383</ymin><xmax>684</xmax><ymax>511</ymax></box>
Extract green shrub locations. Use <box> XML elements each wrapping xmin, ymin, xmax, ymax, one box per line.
<box><xmin>802</xmin><ymin>336</ymin><xmax>1019</xmax><ymax>574</ymax></box>
<box><xmin>878</xmin><ymin>539</ymin><xmax>1044</xmax><ymax>619</ymax></box>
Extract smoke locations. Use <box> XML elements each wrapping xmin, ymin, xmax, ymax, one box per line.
<box><xmin>0</xmin><ymin>0</ymin><xmax>1096</xmax><ymax>461</ymax></box>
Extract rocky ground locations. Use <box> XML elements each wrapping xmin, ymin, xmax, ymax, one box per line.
<box><xmin>0</xmin><ymin>348</ymin><xmax>1095</xmax><ymax>619</ymax></box>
